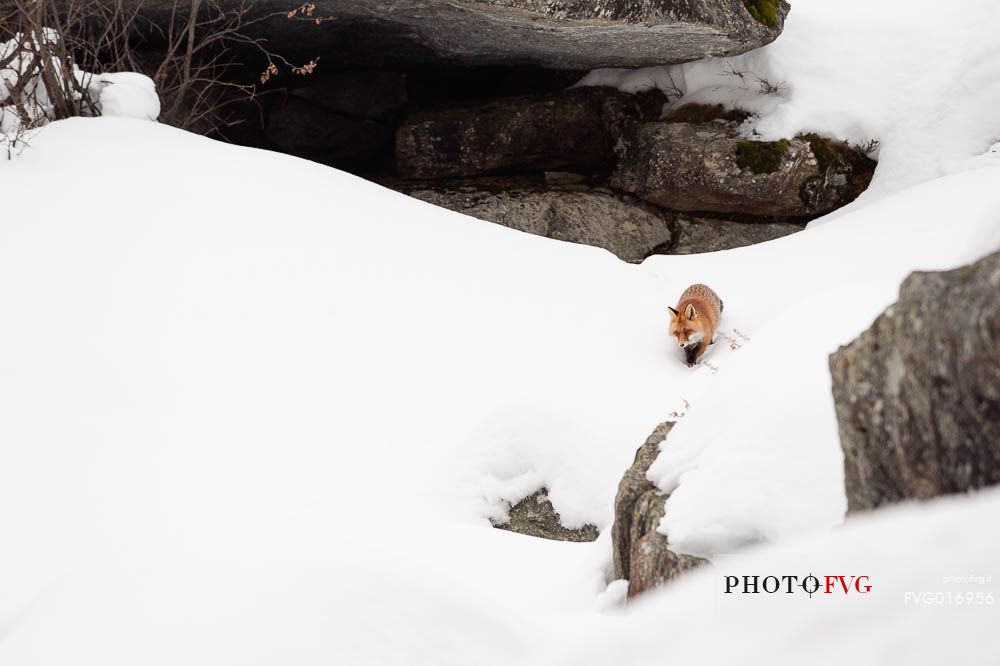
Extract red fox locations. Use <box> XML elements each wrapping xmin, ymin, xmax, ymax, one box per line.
<box><xmin>668</xmin><ymin>283</ymin><xmax>724</xmax><ymax>366</ymax></box>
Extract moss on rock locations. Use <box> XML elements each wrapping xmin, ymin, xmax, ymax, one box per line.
<box><xmin>664</xmin><ymin>103</ymin><xmax>750</xmax><ymax>124</ymax></box>
<box><xmin>742</xmin><ymin>0</ymin><xmax>780</xmax><ymax>28</ymax></box>
<box><xmin>734</xmin><ymin>138</ymin><xmax>790</xmax><ymax>174</ymax></box>
<box><xmin>800</xmin><ymin>133</ymin><xmax>852</xmax><ymax>172</ymax></box>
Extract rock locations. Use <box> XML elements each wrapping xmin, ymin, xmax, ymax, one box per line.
<box><xmin>611</xmin><ymin>122</ymin><xmax>875</xmax><ymax>219</ymax></box>
<box><xmin>389</xmin><ymin>176</ymin><xmax>674</xmax><ymax>262</ymax></box>
<box><xmin>132</xmin><ymin>0</ymin><xmax>789</xmax><ymax>70</ymax></box>
<box><xmin>490</xmin><ymin>488</ymin><xmax>599</xmax><ymax>542</ymax></box>
<box><xmin>391</xmin><ymin>175</ymin><xmax>804</xmax><ymax>260</ymax></box>
<box><xmin>395</xmin><ymin>86</ymin><xmax>665</xmax><ymax>180</ymax></box>
<box><xmin>611</xmin><ymin>421</ymin><xmax>708</xmax><ymax>597</ymax></box>
<box><xmin>830</xmin><ymin>250</ymin><xmax>1000</xmax><ymax>513</ymax></box>
<box><xmin>665</xmin><ymin>215</ymin><xmax>803</xmax><ymax>254</ymax></box>
<box><xmin>266</xmin><ymin>96</ymin><xmax>394</xmax><ymax>171</ymax></box>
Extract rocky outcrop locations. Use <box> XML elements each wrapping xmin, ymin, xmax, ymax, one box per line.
<box><xmin>134</xmin><ymin>0</ymin><xmax>790</xmax><ymax>70</ymax></box>
<box><xmin>389</xmin><ymin>90</ymin><xmax>826</xmax><ymax>258</ymax></box>
<box><xmin>612</xmin><ymin>122</ymin><xmax>875</xmax><ymax>218</ymax></box>
<box><xmin>390</xmin><ymin>175</ymin><xmax>804</xmax><ymax>262</ymax></box>
<box><xmin>830</xmin><ymin>250</ymin><xmax>1000</xmax><ymax>512</ymax></box>
<box><xmin>395</xmin><ymin>86</ymin><xmax>665</xmax><ymax>179</ymax></box>
<box><xmin>67</xmin><ymin>2</ymin><xmax>839</xmax><ymax>259</ymax></box>
<box><xmin>491</xmin><ymin>488</ymin><xmax>599</xmax><ymax>542</ymax></box>
<box><xmin>612</xmin><ymin>421</ymin><xmax>708</xmax><ymax>598</ymax></box>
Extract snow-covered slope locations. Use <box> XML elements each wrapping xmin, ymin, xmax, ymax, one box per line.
<box><xmin>1</xmin><ymin>112</ymin><xmax>996</xmax><ymax>665</ymax></box>
<box><xmin>577</xmin><ymin>0</ymin><xmax>1000</xmax><ymax>557</ymax></box>
<box><xmin>2</xmin><ymin>0</ymin><xmax>1000</xmax><ymax>663</ymax></box>
<box><xmin>549</xmin><ymin>488</ymin><xmax>1000</xmax><ymax>666</ymax></box>
<box><xmin>0</xmin><ymin>117</ymin><xmax>675</xmax><ymax>665</ymax></box>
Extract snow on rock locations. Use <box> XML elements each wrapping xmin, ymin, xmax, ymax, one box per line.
<box><xmin>577</xmin><ymin>0</ymin><xmax>1000</xmax><ymax>202</ymax></box>
<box><xmin>95</xmin><ymin>72</ymin><xmax>160</xmax><ymax>121</ymax></box>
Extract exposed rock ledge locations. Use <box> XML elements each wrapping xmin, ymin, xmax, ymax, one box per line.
<box><xmin>830</xmin><ymin>250</ymin><xmax>1000</xmax><ymax>512</ymax></box>
<box><xmin>612</xmin><ymin>421</ymin><xmax>708</xmax><ymax>598</ymax></box>
<box><xmin>133</xmin><ymin>0</ymin><xmax>790</xmax><ymax>70</ymax></box>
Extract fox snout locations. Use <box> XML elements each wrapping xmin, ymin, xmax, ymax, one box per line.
<box><xmin>677</xmin><ymin>332</ymin><xmax>704</xmax><ymax>349</ymax></box>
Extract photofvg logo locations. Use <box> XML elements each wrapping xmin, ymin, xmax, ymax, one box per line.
<box><xmin>725</xmin><ymin>574</ymin><xmax>871</xmax><ymax>597</ymax></box>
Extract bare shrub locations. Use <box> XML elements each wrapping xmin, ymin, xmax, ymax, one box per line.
<box><xmin>0</xmin><ymin>0</ymin><xmax>325</xmax><ymax>142</ymax></box>
<box><xmin>755</xmin><ymin>75</ymin><xmax>785</xmax><ymax>95</ymax></box>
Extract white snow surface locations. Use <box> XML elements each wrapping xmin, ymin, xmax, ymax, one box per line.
<box><xmin>2</xmin><ymin>0</ymin><xmax>1000</xmax><ymax>662</ymax></box>
<box><xmin>550</xmin><ymin>488</ymin><xmax>1000</xmax><ymax>666</ymax></box>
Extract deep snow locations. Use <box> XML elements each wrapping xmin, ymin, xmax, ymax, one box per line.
<box><xmin>2</xmin><ymin>0</ymin><xmax>1000</xmax><ymax>663</ymax></box>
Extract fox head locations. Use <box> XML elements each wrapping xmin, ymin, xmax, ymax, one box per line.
<box><xmin>668</xmin><ymin>304</ymin><xmax>705</xmax><ymax>349</ymax></box>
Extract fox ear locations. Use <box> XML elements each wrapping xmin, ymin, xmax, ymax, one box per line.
<box><xmin>684</xmin><ymin>304</ymin><xmax>697</xmax><ymax>319</ymax></box>
<box><xmin>667</xmin><ymin>306</ymin><xmax>679</xmax><ymax>319</ymax></box>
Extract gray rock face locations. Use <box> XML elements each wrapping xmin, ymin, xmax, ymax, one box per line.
<box><xmin>666</xmin><ymin>215</ymin><xmax>802</xmax><ymax>254</ymax></box>
<box><xmin>395</xmin><ymin>86</ymin><xmax>664</xmax><ymax>179</ymax></box>
<box><xmin>830</xmin><ymin>251</ymin><xmax>1000</xmax><ymax>513</ymax></box>
<box><xmin>136</xmin><ymin>0</ymin><xmax>788</xmax><ymax>70</ymax></box>
<box><xmin>392</xmin><ymin>176</ymin><xmax>674</xmax><ymax>262</ymax></box>
<box><xmin>612</xmin><ymin>421</ymin><xmax>708</xmax><ymax>598</ymax></box>
<box><xmin>491</xmin><ymin>488</ymin><xmax>599</xmax><ymax>541</ymax></box>
<box><xmin>611</xmin><ymin>122</ymin><xmax>874</xmax><ymax>218</ymax></box>
<box><xmin>391</xmin><ymin>175</ymin><xmax>806</xmax><ymax>261</ymax></box>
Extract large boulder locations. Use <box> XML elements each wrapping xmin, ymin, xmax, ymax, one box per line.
<box><xmin>131</xmin><ymin>0</ymin><xmax>790</xmax><ymax>70</ymax></box>
<box><xmin>830</xmin><ymin>251</ymin><xmax>1000</xmax><ymax>512</ymax></box>
<box><xmin>395</xmin><ymin>86</ymin><xmax>665</xmax><ymax>179</ymax></box>
<box><xmin>612</xmin><ymin>421</ymin><xmax>708</xmax><ymax>598</ymax></box>
<box><xmin>391</xmin><ymin>175</ymin><xmax>805</xmax><ymax>261</ymax></box>
<box><xmin>611</xmin><ymin>122</ymin><xmax>875</xmax><ymax>218</ymax></box>
<box><xmin>391</xmin><ymin>175</ymin><xmax>674</xmax><ymax>262</ymax></box>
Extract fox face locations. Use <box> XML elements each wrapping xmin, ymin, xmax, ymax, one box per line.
<box><xmin>668</xmin><ymin>304</ymin><xmax>706</xmax><ymax>349</ymax></box>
